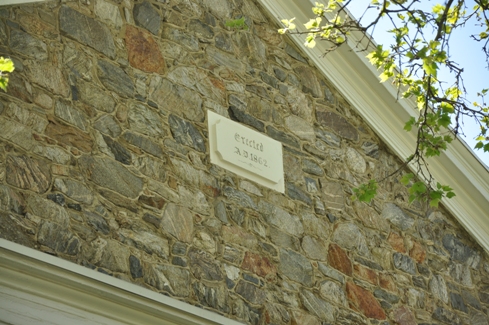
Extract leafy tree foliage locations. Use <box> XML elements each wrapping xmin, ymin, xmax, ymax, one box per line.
<box><xmin>0</xmin><ymin>57</ymin><xmax>14</xmax><ymax>92</ymax></box>
<box><xmin>279</xmin><ymin>0</ymin><xmax>488</xmax><ymax>206</ymax></box>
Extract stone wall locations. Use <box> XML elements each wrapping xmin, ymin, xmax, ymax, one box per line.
<box><xmin>0</xmin><ymin>0</ymin><xmax>488</xmax><ymax>324</ymax></box>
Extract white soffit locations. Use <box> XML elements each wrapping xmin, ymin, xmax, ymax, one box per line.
<box><xmin>258</xmin><ymin>0</ymin><xmax>489</xmax><ymax>253</ymax></box>
<box><xmin>0</xmin><ymin>239</ymin><xmax>244</xmax><ymax>325</ymax></box>
<box><xmin>0</xmin><ymin>0</ymin><xmax>46</xmax><ymax>5</ymax></box>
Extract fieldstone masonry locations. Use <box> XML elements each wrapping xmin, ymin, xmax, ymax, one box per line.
<box><xmin>0</xmin><ymin>0</ymin><xmax>488</xmax><ymax>324</ymax></box>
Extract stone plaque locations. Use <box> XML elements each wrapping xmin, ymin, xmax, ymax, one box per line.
<box><xmin>208</xmin><ymin>110</ymin><xmax>284</xmax><ymax>192</ymax></box>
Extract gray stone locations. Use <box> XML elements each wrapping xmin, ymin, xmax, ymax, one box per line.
<box><xmin>161</xmin><ymin>203</ymin><xmax>194</xmax><ymax>243</ymax></box>
<box><xmin>78</xmin><ymin>155</ymin><xmax>143</xmax><ymax>199</ymax></box>
<box><xmin>123</xmin><ymin>131</ymin><xmax>163</xmax><ymax>158</ymax></box>
<box><xmin>27</xmin><ymin>196</ymin><xmax>70</xmax><ymax>226</ymax></box>
<box><xmin>450</xmin><ymin>292</ymin><xmax>468</xmax><ymax>313</ymax></box>
<box><xmin>294</xmin><ymin>66</ymin><xmax>322</xmax><ymax>98</ymax></box>
<box><xmin>193</xmin><ymin>282</ymin><xmax>229</xmax><ymax>313</ymax></box>
<box><xmin>381</xmin><ymin>203</ymin><xmax>415</xmax><ymax>231</ymax></box>
<box><xmin>430</xmin><ymin>274</ymin><xmax>449</xmax><ymax>304</ymax></box>
<box><xmin>77</xmin><ymin>80</ymin><xmax>116</xmax><ymax>113</ymax></box>
<box><xmin>260</xmin><ymin>71</ymin><xmax>279</xmax><ymax>88</ymax></box>
<box><xmin>302</xmin><ymin>159</ymin><xmax>324</xmax><ymax>176</ymax></box>
<box><xmin>362</xmin><ymin>141</ymin><xmax>379</xmax><ymax>158</ymax></box>
<box><xmin>59</xmin><ymin>5</ymin><xmax>115</xmax><ymax>58</ymax></box>
<box><xmin>94</xmin><ymin>0</ymin><xmax>123</xmax><ymax>29</ymax></box>
<box><xmin>201</xmin><ymin>0</ymin><xmax>232</xmax><ymax>18</ymax></box>
<box><xmin>345</xmin><ymin>147</ymin><xmax>366</xmax><ymax>174</ymax></box>
<box><xmin>393</xmin><ymin>252</ymin><xmax>417</xmax><ymax>275</ymax></box>
<box><xmin>305</xmin><ymin>177</ymin><xmax>318</xmax><ymax>193</ymax></box>
<box><xmin>0</xmin><ymin>117</ymin><xmax>37</xmax><ymax>151</ymax></box>
<box><xmin>245</xmin><ymin>84</ymin><xmax>270</xmax><ymax>100</ymax></box>
<box><xmin>315</xmin><ymin>128</ymin><xmax>341</xmax><ymax>148</ymax></box>
<box><xmin>97</xmin><ymin>60</ymin><xmax>134</xmax><ymax>97</ymax></box>
<box><xmin>285</xmin><ymin>115</ymin><xmax>315</xmax><ymax>141</ymax></box>
<box><xmin>449</xmin><ymin>262</ymin><xmax>472</xmax><ymax>286</ymax></box>
<box><xmin>93</xmin><ymin>115</ymin><xmax>122</xmax><ymax>137</ymax></box>
<box><xmin>320</xmin><ymin>180</ymin><xmax>345</xmax><ymax>211</ymax></box>
<box><xmin>28</xmin><ymin>61</ymin><xmax>70</xmax><ymax>97</ymax></box>
<box><xmin>223</xmin><ymin>186</ymin><xmax>258</xmax><ymax>210</ymax></box>
<box><xmin>54</xmin><ymin>100</ymin><xmax>87</xmax><ymax>131</ymax></box>
<box><xmin>189</xmin><ymin>19</ymin><xmax>214</xmax><ymax>39</ymax></box>
<box><xmin>162</xmin><ymin>26</ymin><xmax>199</xmax><ymax>51</ymax></box>
<box><xmin>0</xmin><ymin>185</ymin><xmax>26</xmax><ymax>215</ymax></box>
<box><xmin>279</xmin><ymin>248</ymin><xmax>313</xmax><ymax>286</ymax></box>
<box><xmin>119</xmin><ymin>228</ymin><xmax>169</xmax><ymax>259</ymax></box>
<box><xmin>319</xmin><ymin>280</ymin><xmax>348</xmax><ymax>306</ymax></box>
<box><xmin>206</xmin><ymin>46</ymin><xmax>244</xmax><ymax>72</ymax></box>
<box><xmin>332</xmin><ymin>223</ymin><xmax>370</xmax><ymax>257</ymax></box>
<box><xmin>462</xmin><ymin>290</ymin><xmax>481</xmax><ymax>310</ymax></box>
<box><xmin>129</xmin><ymin>255</ymin><xmax>143</xmax><ymax>278</ymax></box>
<box><xmin>149</xmin><ymin>77</ymin><xmax>204</xmax><ymax>122</ymax></box>
<box><xmin>235</xmin><ymin>280</ymin><xmax>266</xmax><ymax>305</ymax></box>
<box><xmin>5</xmin><ymin>102</ymin><xmax>48</xmax><ymax>134</ymax></box>
<box><xmin>432</xmin><ymin>306</ymin><xmax>461</xmax><ymax>325</ymax></box>
<box><xmin>6</xmin><ymin>155</ymin><xmax>51</xmax><ymax>194</ymax></box>
<box><xmin>102</xmin><ymin>135</ymin><xmax>131</xmax><ymax>165</ymax></box>
<box><xmin>189</xmin><ymin>248</ymin><xmax>223</xmax><ymax>281</ymax></box>
<box><xmin>302</xmin><ymin>235</ymin><xmax>327</xmax><ymax>260</ymax></box>
<box><xmin>285</xmin><ymin>44</ymin><xmax>307</xmax><ymax>63</ymax></box>
<box><xmin>10</xmin><ymin>29</ymin><xmax>47</xmax><ymax>60</ymax></box>
<box><xmin>134</xmin><ymin>1</ymin><xmax>161</xmax><ymax>35</ymax></box>
<box><xmin>84</xmin><ymin>211</ymin><xmax>109</xmax><ymax>235</ymax></box>
<box><xmin>134</xmin><ymin>156</ymin><xmax>167</xmax><ymax>183</ymax></box>
<box><xmin>54</xmin><ymin>178</ymin><xmax>93</xmax><ymax>204</ymax></box>
<box><xmin>470</xmin><ymin>312</ymin><xmax>489</xmax><ymax>325</ymax></box>
<box><xmin>373</xmin><ymin>289</ymin><xmax>400</xmax><ymax>304</ymax></box>
<box><xmin>38</xmin><ymin>221</ymin><xmax>79</xmax><ymax>255</ymax></box>
<box><xmin>286</xmin><ymin>183</ymin><xmax>312</xmax><ymax>205</ymax></box>
<box><xmin>228</xmin><ymin>106</ymin><xmax>265</xmax><ymax>132</ymax></box>
<box><xmin>177</xmin><ymin>185</ymin><xmax>210</xmax><ymax>215</ymax></box>
<box><xmin>270</xmin><ymin>227</ymin><xmax>300</xmax><ymax>251</ymax></box>
<box><xmin>273</xmin><ymin>66</ymin><xmax>287</xmax><ymax>82</ymax></box>
<box><xmin>300</xmin><ymin>289</ymin><xmax>336</xmax><ymax>323</ymax></box>
<box><xmin>169</xmin><ymin>114</ymin><xmax>206</xmax><ymax>152</ymax></box>
<box><xmin>286</xmin><ymin>87</ymin><xmax>313</xmax><ymax>120</ymax></box>
<box><xmin>0</xmin><ymin>211</ymin><xmax>35</xmax><ymax>248</ymax></box>
<box><xmin>145</xmin><ymin>263</ymin><xmax>190</xmax><ymax>297</ymax></box>
<box><xmin>48</xmin><ymin>193</ymin><xmax>65</xmax><ymax>207</ymax></box>
<box><xmin>442</xmin><ymin>234</ymin><xmax>480</xmax><ymax>267</ymax></box>
<box><xmin>259</xmin><ymin>201</ymin><xmax>303</xmax><ymax>236</ymax></box>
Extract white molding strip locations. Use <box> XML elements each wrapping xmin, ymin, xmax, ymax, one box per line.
<box><xmin>0</xmin><ymin>239</ymin><xmax>245</xmax><ymax>325</ymax></box>
<box><xmin>0</xmin><ymin>0</ymin><xmax>46</xmax><ymax>5</ymax></box>
<box><xmin>257</xmin><ymin>0</ymin><xmax>489</xmax><ymax>253</ymax></box>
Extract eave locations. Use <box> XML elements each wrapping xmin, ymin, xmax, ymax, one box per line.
<box><xmin>257</xmin><ymin>0</ymin><xmax>489</xmax><ymax>253</ymax></box>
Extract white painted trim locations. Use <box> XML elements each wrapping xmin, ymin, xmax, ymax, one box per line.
<box><xmin>0</xmin><ymin>239</ymin><xmax>245</xmax><ymax>325</ymax></box>
<box><xmin>0</xmin><ymin>0</ymin><xmax>46</xmax><ymax>5</ymax></box>
<box><xmin>257</xmin><ymin>0</ymin><xmax>489</xmax><ymax>253</ymax></box>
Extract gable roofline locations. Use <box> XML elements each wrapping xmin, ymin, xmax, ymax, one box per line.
<box><xmin>0</xmin><ymin>0</ymin><xmax>46</xmax><ymax>5</ymax></box>
<box><xmin>258</xmin><ymin>0</ymin><xmax>489</xmax><ymax>253</ymax></box>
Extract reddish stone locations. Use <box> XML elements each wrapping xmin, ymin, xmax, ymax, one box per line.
<box><xmin>393</xmin><ymin>306</ymin><xmax>417</xmax><ymax>325</ymax></box>
<box><xmin>354</xmin><ymin>263</ymin><xmax>378</xmax><ymax>285</ymax></box>
<box><xmin>125</xmin><ymin>25</ymin><xmax>165</xmax><ymax>73</ymax></box>
<box><xmin>388</xmin><ymin>232</ymin><xmax>406</xmax><ymax>253</ymax></box>
<box><xmin>379</xmin><ymin>273</ymin><xmax>397</xmax><ymax>292</ymax></box>
<box><xmin>346</xmin><ymin>282</ymin><xmax>386</xmax><ymax>320</ymax></box>
<box><xmin>316</xmin><ymin>110</ymin><xmax>359</xmax><ymax>142</ymax></box>
<box><xmin>241</xmin><ymin>251</ymin><xmax>277</xmax><ymax>278</ymax></box>
<box><xmin>328</xmin><ymin>243</ymin><xmax>352</xmax><ymax>276</ymax></box>
<box><xmin>409</xmin><ymin>241</ymin><xmax>426</xmax><ymax>263</ymax></box>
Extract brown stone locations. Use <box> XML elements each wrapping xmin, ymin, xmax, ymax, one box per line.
<box><xmin>354</xmin><ymin>264</ymin><xmax>378</xmax><ymax>285</ymax></box>
<box><xmin>241</xmin><ymin>251</ymin><xmax>277</xmax><ymax>279</ymax></box>
<box><xmin>45</xmin><ymin>118</ymin><xmax>93</xmax><ymax>152</ymax></box>
<box><xmin>379</xmin><ymin>273</ymin><xmax>397</xmax><ymax>292</ymax></box>
<box><xmin>222</xmin><ymin>225</ymin><xmax>257</xmax><ymax>249</ymax></box>
<box><xmin>409</xmin><ymin>241</ymin><xmax>426</xmax><ymax>263</ymax></box>
<box><xmin>291</xmin><ymin>310</ymin><xmax>321</xmax><ymax>325</ymax></box>
<box><xmin>393</xmin><ymin>306</ymin><xmax>417</xmax><ymax>325</ymax></box>
<box><xmin>346</xmin><ymin>282</ymin><xmax>386</xmax><ymax>320</ymax></box>
<box><xmin>138</xmin><ymin>194</ymin><xmax>166</xmax><ymax>210</ymax></box>
<box><xmin>125</xmin><ymin>25</ymin><xmax>165</xmax><ymax>73</ymax></box>
<box><xmin>6</xmin><ymin>155</ymin><xmax>51</xmax><ymax>193</ymax></box>
<box><xmin>316</xmin><ymin>110</ymin><xmax>359</xmax><ymax>142</ymax></box>
<box><xmin>388</xmin><ymin>232</ymin><xmax>406</xmax><ymax>253</ymax></box>
<box><xmin>328</xmin><ymin>243</ymin><xmax>352</xmax><ymax>276</ymax></box>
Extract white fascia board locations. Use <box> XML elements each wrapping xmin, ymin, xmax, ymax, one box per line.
<box><xmin>0</xmin><ymin>239</ymin><xmax>245</xmax><ymax>325</ymax></box>
<box><xmin>1</xmin><ymin>0</ymin><xmax>47</xmax><ymax>5</ymax></box>
<box><xmin>258</xmin><ymin>0</ymin><xmax>489</xmax><ymax>253</ymax></box>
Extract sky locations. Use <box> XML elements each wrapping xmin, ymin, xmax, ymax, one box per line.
<box><xmin>346</xmin><ymin>1</ymin><xmax>489</xmax><ymax>168</ymax></box>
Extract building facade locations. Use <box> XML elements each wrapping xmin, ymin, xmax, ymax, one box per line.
<box><xmin>0</xmin><ymin>0</ymin><xmax>488</xmax><ymax>324</ymax></box>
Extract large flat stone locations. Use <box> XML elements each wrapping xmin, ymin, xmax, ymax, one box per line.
<box><xmin>59</xmin><ymin>5</ymin><xmax>115</xmax><ymax>58</ymax></box>
<box><xmin>97</xmin><ymin>60</ymin><xmax>134</xmax><ymax>97</ymax></box>
<box><xmin>316</xmin><ymin>110</ymin><xmax>359</xmax><ymax>142</ymax></box>
<box><xmin>45</xmin><ymin>118</ymin><xmax>93</xmax><ymax>152</ymax></box>
<box><xmin>279</xmin><ymin>248</ymin><xmax>313</xmax><ymax>286</ymax></box>
<box><xmin>346</xmin><ymin>282</ymin><xmax>386</xmax><ymax>320</ymax></box>
<box><xmin>6</xmin><ymin>155</ymin><xmax>51</xmax><ymax>194</ymax></box>
<box><xmin>78</xmin><ymin>155</ymin><xmax>143</xmax><ymax>199</ymax></box>
<box><xmin>125</xmin><ymin>25</ymin><xmax>165</xmax><ymax>73</ymax></box>
<box><xmin>161</xmin><ymin>203</ymin><xmax>194</xmax><ymax>243</ymax></box>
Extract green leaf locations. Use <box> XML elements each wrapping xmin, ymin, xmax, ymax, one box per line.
<box><xmin>0</xmin><ymin>57</ymin><xmax>15</xmax><ymax>73</ymax></box>
<box><xmin>400</xmin><ymin>173</ymin><xmax>414</xmax><ymax>185</ymax></box>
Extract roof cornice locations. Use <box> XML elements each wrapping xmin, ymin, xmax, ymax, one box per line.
<box><xmin>257</xmin><ymin>0</ymin><xmax>489</xmax><ymax>253</ymax></box>
<box><xmin>0</xmin><ymin>0</ymin><xmax>46</xmax><ymax>5</ymax></box>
